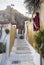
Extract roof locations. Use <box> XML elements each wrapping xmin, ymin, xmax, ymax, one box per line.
<box><xmin>0</xmin><ymin>21</ymin><xmax>17</xmax><ymax>25</ymax></box>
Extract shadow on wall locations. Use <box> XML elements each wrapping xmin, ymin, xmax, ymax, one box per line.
<box><xmin>9</xmin><ymin>25</ymin><xmax>16</xmax><ymax>54</ymax></box>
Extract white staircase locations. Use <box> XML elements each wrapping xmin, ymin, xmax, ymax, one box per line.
<box><xmin>6</xmin><ymin>39</ymin><xmax>35</xmax><ymax>65</ymax></box>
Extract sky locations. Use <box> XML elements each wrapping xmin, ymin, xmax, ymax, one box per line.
<box><xmin>0</xmin><ymin>0</ymin><xmax>28</xmax><ymax>15</ymax></box>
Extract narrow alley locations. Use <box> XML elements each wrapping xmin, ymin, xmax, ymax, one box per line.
<box><xmin>6</xmin><ymin>39</ymin><xmax>35</xmax><ymax>65</ymax></box>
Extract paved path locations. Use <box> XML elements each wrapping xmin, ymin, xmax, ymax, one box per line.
<box><xmin>6</xmin><ymin>39</ymin><xmax>35</xmax><ymax>65</ymax></box>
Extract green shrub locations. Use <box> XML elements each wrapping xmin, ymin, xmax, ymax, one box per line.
<box><xmin>34</xmin><ymin>30</ymin><xmax>44</xmax><ymax>57</ymax></box>
<box><xmin>34</xmin><ymin>30</ymin><xmax>44</xmax><ymax>47</ymax></box>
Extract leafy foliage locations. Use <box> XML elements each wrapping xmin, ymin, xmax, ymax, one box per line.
<box><xmin>34</xmin><ymin>30</ymin><xmax>44</xmax><ymax>44</ymax></box>
<box><xmin>34</xmin><ymin>30</ymin><xmax>44</xmax><ymax>57</ymax></box>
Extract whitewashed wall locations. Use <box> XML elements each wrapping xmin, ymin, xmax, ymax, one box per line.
<box><xmin>2</xmin><ymin>24</ymin><xmax>11</xmax><ymax>58</ymax></box>
<box><xmin>0</xmin><ymin>24</ymin><xmax>11</xmax><ymax>65</ymax></box>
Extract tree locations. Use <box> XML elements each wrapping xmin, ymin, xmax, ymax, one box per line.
<box><xmin>24</xmin><ymin>0</ymin><xmax>43</xmax><ymax>31</ymax></box>
<box><xmin>24</xmin><ymin>0</ymin><xmax>43</xmax><ymax>14</ymax></box>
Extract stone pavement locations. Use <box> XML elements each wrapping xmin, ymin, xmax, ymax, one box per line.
<box><xmin>6</xmin><ymin>39</ymin><xmax>35</xmax><ymax>65</ymax></box>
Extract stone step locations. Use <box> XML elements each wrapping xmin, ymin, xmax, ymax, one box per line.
<box><xmin>5</xmin><ymin>39</ymin><xmax>35</xmax><ymax>65</ymax></box>
<box><xmin>16</xmin><ymin>47</ymin><xmax>30</xmax><ymax>50</ymax></box>
<box><xmin>11</xmin><ymin>50</ymin><xmax>31</xmax><ymax>54</ymax></box>
<box><xmin>13</xmin><ymin>46</ymin><xmax>30</xmax><ymax>51</ymax></box>
<box><xmin>10</xmin><ymin>53</ymin><xmax>33</xmax><ymax>57</ymax></box>
<box><xmin>14</xmin><ymin>40</ymin><xmax>28</xmax><ymax>45</ymax></box>
<box><xmin>6</xmin><ymin>60</ymin><xmax>34</xmax><ymax>65</ymax></box>
<box><xmin>9</xmin><ymin>56</ymin><xmax>33</xmax><ymax>61</ymax></box>
<box><xmin>14</xmin><ymin>45</ymin><xmax>29</xmax><ymax>48</ymax></box>
<box><xmin>14</xmin><ymin>44</ymin><xmax>29</xmax><ymax>47</ymax></box>
<box><xmin>14</xmin><ymin>51</ymin><xmax>31</xmax><ymax>54</ymax></box>
<box><xmin>18</xmin><ymin>62</ymin><xmax>35</xmax><ymax>65</ymax></box>
<box><xmin>12</xmin><ymin>50</ymin><xmax>31</xmax><ymax>53</ymax></box>
<box><xmin>16</xmin><ymin>49</ymin><xmax>30</xmax><ymax>51</ymax></box>
<box><xmin>10</xmin><ymin>54</ymin><xmax>33</xmax><ymax>61</ymax></box>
